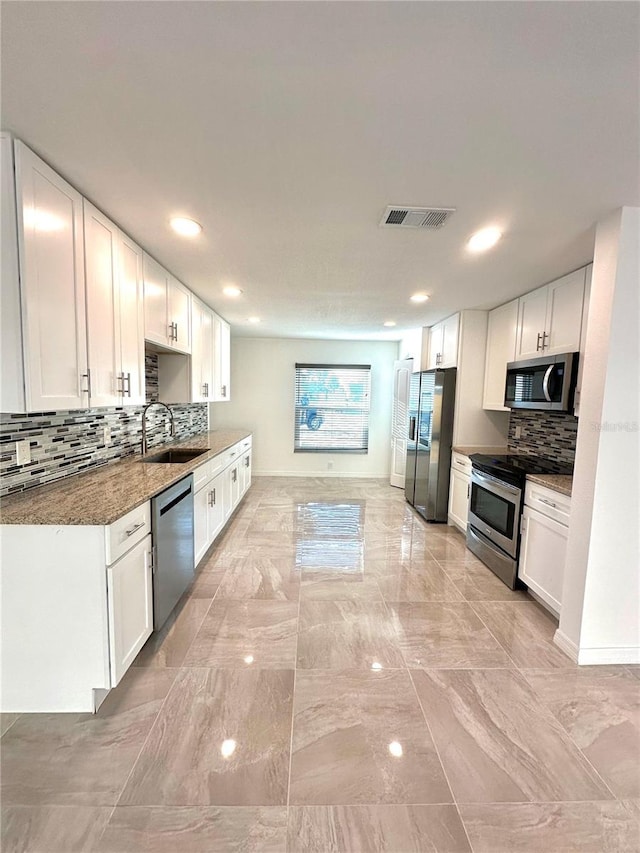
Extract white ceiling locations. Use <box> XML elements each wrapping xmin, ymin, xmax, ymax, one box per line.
<box><xmin>2</xmin><ymin>2</ymin><xmax>638</xmax><ymax>340</ymax></box>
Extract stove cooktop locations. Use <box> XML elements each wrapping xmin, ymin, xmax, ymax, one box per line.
<box><xmin>469</xmin><ymin>453</ymin><xmax>574</xmax><ymax>487</ymax></box>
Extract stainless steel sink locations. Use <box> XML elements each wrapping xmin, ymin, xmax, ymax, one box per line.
<box><xmin>140</xmin><ymin>448</ymin><xmax>207</xmax><ymax>464</ymax></box>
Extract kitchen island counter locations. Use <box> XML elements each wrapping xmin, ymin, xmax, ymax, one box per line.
<box><xmin>0</xmin><ymin>429</ymin><xmax>251</xmax><ymax>526</ymax></box>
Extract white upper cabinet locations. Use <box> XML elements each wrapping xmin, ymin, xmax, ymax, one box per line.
<box><xmin>544</xmin><ymin>268</ymin><xmax>586</xmax><ymax>354</ymax></box>
<box><xmin>516</xmin><ymin>268</ymin><xmax>586</xmax><ymax>359</ymax></box>
<box><xmin>84</xmin><ymin>203</ymin><xmax>145</xmax><ymax>407</ymax></box>
<box><xmin>169</xmin><ymin>277</ymin><xmax>192</xmax><ymax>354</ymax></box>
<box><xmin>213</xmin><ymin>313</ymin><xmax>231</xmax><ymax>401</ymax></box>
<box><xmin>483</xmin><ymin>298</ymin><xmax>519</xmax><ymax>410</ymax></box>
<box><xmin>84</xmin><ymin>201</ymin><xmax>120</xmax><ymax>407</ymax></box>
<box><xmin>191</xmin><ymin>297</ymin><xmax>214</xmax><ymax>402</ymax></box>
<box><xmin>1</xmin><ymin>134</ymin><xmax>24</xmax><ymax>412</ymax></box>
<box><xmin>9</xmin><ymin>140</ymin><xmax>89</xmax><ymax>411</ymax></box>
<box><xmin>117</xmin><ymin>233</ymin><xmax>145</xmax><ymax>405</ymax></box>
<box><xmin>426</xmin><ymin>313</ymin><xmax>459</xmax><ymax>369</ymax></box>
<box><xmin>143</xmin><ymin>253</ymin><xmax>170</xmax><ymax>347</ymax></box>
<box><xmin>142</xmin><ymin>253</ymin><xmax>191</xmax><ymax>354</ymax></box>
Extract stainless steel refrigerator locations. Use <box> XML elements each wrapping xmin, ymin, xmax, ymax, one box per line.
<box><xmin>404</xmin><ymin>368</ymin><xmax>456</xmax><ymax>522</ymax></box>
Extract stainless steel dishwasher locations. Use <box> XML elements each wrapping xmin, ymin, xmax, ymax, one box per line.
<box><xmin>151</xmin><ymin>475</ymin><xmax>194</xmax><ymax>631</ymax></box>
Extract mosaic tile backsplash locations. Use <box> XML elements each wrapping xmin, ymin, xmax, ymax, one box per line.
<box><xmin>0</xmin><ymin>353</ymin><xmax>208</xmax><ymax>497</ymax></box>
<box><xmin>507</xmin><ymin>409</ymin><xmax>578</xmax><ymax>466</ymax></box>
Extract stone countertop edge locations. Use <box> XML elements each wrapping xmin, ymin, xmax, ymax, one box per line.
<box><xmin>452</xmin><ymin>445</ymin><xmax>509</xmax><ymax>457</ymax></box>
<box><xmin>525</xmin><ymin>473</ymin><xmax>573</xmax><ymax>497</ymax></box>
<box><xmin>0</xmin><ymin>429</ymin><xmax>252</xmax><ymax>526</ymax></box>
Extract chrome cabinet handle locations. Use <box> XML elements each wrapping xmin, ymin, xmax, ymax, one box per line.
<box><xmin>125</xmin><ymin>372</ymin><xmax>131</xmax><ymax>397</ymax></box>
<box><xmin>221</xmin><ymin>384</ymin><xmax>227</xmax><ymax>397</ymax></box>
<box><xmin>82</xmin><ymin>369</ymin><xmax>92</xmax><ymax>399</ymax></box>
<box><xmin>536</xmin><ymin>332</ymin><xmax>543</xmax><ymax>351</ymax></box>
<box><xmin>245</xmin><ymin>457</ymin><xmax>250</xmax><ymax>467</ymax></box>
<box><xmin>208</xmin><ymin>488</ymin><xmax>216</xmax><ymax>507</ymax></box>
<box><xmin>232</xmin><ymin>468</ymin><xmax>237</xmax><ymax>482</ymax></box>
<box><xmin>542</xmin><ymin>331</ymin><xmax>549</xmax><ymax>349</ymax></box>
<box><xmin>539</xmin><ymin>497</ymin><xmax>557</xmax><ymax>508</ymax></box>
<box><xmin>125</xmin><ymin>520</ymin><xmax>146</xmax><ymax>537</ymax></box>
<box><xmin>174</xmin><ymin>321</ymin><xmax>178</xmax><ymax>341</ymax></box>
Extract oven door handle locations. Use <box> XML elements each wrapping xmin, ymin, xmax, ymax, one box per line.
<box><xmin>472</xmin><ymin>469</ymin><xmax>521</xmax><ymax>500</ymax></box>
<box><xmin>542</xmin><ymin>364</ymin><xmax>555</xmax><ymax>403</ymax></box>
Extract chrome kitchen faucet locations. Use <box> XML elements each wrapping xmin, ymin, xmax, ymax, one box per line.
<box><xmin>141</xmin><ymin>401</ymin><xmax>176</xmax><ymax>456</ymax></box>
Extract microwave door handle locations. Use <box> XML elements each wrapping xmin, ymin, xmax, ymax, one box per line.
<box><xmin>542</xmin><ymin>364</ymin><xmax>555</xmax><ymax>402</ymax></box>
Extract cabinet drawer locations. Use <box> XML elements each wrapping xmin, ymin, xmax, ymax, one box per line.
<box><xmin>524</xmin><ymin>481</ymin><xmax>571</xmax><ymax>525</ymax></box>
<box><xmin>105</xmin><ymin>501</ymin><xmax>151</xmax><ymax>565</ymax></box>
<box><xmin>239</xmin><ymin>435</ymin><xmax>252</xmax><ymax>453</ymax></box>
<box><xmin>193</xmin><ymin>459</ymin><xmax>212</xmax><ymax>492</ymax></box>
<box><xmin>451</xmin><ymin>452</ymin><xmax>472</xmax><ymax>476</ymax></box>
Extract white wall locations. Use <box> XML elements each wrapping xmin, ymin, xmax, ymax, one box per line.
<box><xmin>557</xmin><ymin>206</ymin><xmax>640</xmax><ymax>665</ymax></box>
<box><xmin>210</xmin><ymin>337</ymin><xmax>398</xmax><ymax>477</ymax></box>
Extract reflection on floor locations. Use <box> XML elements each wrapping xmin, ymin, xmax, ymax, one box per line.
<box><xmin>2</xmin><ymin>476</ymin><xmax>639</xmax><ymax>852</ymax></box>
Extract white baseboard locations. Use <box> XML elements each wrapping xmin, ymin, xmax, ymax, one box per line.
<box><xmin>553</xmin><ymin>629</ymin><xmax>578</xmax><ymax>662</ymax></box>
<box><xmin>253</xmin><ymin>470</ymin><xmax>389</xmax><ymax>479</ymax></box>
<box><xmin>577</xmin><ymin>646</ymin><xmax>640</xmax><ymax>665</ymax></box>
<box><xmin>554</xmin><ymin>630</ymin><xmax>640</xmax><ymax>665</ymax></box>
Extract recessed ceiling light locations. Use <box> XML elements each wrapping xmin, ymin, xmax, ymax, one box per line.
<box><xmin>383</xmin><ymin>321</ymin><xmax>396</xmax><ymax>327</ymax></box>
<box><xmin>247</xmin><ymin>316</ymin><xmax>260</xmax><ymax>324</ymax></box>
<box><xmin>170</xmin><ymin>217</ymin><xmax>202</xmax><ymax>237</ymax></box>
<box><xmin>410</xmin><ymin>293</ymin><xmax>430</xmax><ymax>303</ymax></box>
<box><xmin>467</xmin><ymin>226</ymin><xmax>502</xmax><ymax>252</ymax></box>
<box><xmin>223</xmin><ymin>285</ymin><xmax>243</xmax><ymax>297</ymax></box>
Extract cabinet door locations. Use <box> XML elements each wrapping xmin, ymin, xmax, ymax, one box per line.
<box><xmin>191</xmin><ymin>299</ymin><xmax>214</xmax><ymax>402</ymax></box>
<box><xmin>241</xmin><ymin>450</ymin><xmax>252</xmax><ymax>496</ymax></box>
<box><xmin>143</xmin><ymin>253</ymin><xmax>170</xmax><ymax>347</ymax></box>
<box><xmin>441</xmin><ymin>313</ymin><xmax>460</xmax><ymax>368</ymax></box>
<box><xmin>1</xmin><ymin>135</ymin><xmax>26</xmax><ymax>412</ymax></box>
<box><xmin>518</xmin><ymin>506</ymin><xmax>568</xmax><ymax>615</ymax></box>
<box><xmin>544</xmin><ymin>268</ymin><xmax>585</xmax><ymax>355</ymax></box>
<box><xmin>169</xmin><ymin>277</ymin><xmax>191</xmax><ymax>354</ymax></box>
<box><xmin>427</xmin><ymin>322</ymin><xmax>443</xmax><ymax>370</ymax></box>
<box><xmin>194</xmin><ymin>484</ymin><xmax>211</xmax><ymax>566</ymax></box>
<box><xmin>208</xmin><ymin>470</ymin><xmax>226</xmax><ymax>542</ymax></box>
<box><xmin>448</xmin><ymin>468</ymin><xmax>470</xmax><ymax>532</ymax></box>
<box><xmin>390</xmin><ymin>359</ymin><xmax>412</xmax><ymax>488</ymax></box>
<box><xmin>213</xmin><ymin>313</ymin><xmax>231</xmax><ymax>400</ymax></box>
<box><xmin>516</xmin><ymin>286</ymin><xmax>548</xmax><ymax>359</ymax></box>
<box><xmin>15</xmin><ymin>141</ymin><xmax>88</xmax><ymax>411</ymax></box>
<box><xmin>84</xmin><ymin>201</ymin><xmax>120</xmax><ymax>407</ymax></box>
<box><xmin>118</xmin><ymin>233</ymin><xmax>145</xmax><ymax>405</ymax></box>
<box><xmin>483</xmin><ymin>299</ymin><xmax>519</xmax><ymax>410</ymax></box>
<box><xmin>107</xmin><ymin>534</ymin><xmax>153</xmax><ymax>686</ymax></box>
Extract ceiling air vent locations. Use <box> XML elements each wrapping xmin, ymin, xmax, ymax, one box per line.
<box><xmin>380</xmin><ymin>206</ymin><xmax>456</xmax><ymax>229</ymax></box>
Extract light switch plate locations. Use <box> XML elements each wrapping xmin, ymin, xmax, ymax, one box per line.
<box><xmin>16</xmin><ymin>440</ymin><xmax>31</xmax><ymax>465</ymax></box>
<box><xmin>103</xmin><ymin>426</ymin><xmax>111</xmax><ymax>445</ymax></box>
<box><xmin>515</xmin><ymin>426</ymin><xmax>522</xmax><ymax>439</ymax></box>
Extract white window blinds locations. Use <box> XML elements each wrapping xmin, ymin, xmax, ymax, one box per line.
<box><xmin>294</xmin><ymin>364</ymin><xmax>371</xmax><ymax>453</ymax></box>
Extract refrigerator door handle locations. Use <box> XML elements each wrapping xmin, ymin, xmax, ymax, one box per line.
<box><xmin>409</xmin><ymin>416</ymin><xmax>417</xmax><ymax>441</ymax></box>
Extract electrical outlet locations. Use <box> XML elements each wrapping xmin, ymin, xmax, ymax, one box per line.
<box><xmin>16</xmin><ymin>440</ymin><xmax>31</xmax><ymax>466</ymax></box>
<box><xmin>327</xmin><ymin>460</ymin><xmax>334</xmax><ymax>470</ymax></box>
<box><xmin>102</xmin><ymin>426</ymin><xmax>111</xmax><ymax>445</ymax></box>
<box><xmin>515</xmin><ymin>426</ymin><xmax>522</xmax><ymax>439</ymax></box>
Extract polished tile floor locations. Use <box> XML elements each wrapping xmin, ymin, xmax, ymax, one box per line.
<box><xmin>2</xmin><ymin>476</ymin><xmax>639</xmax><ymax>852</ymax></box>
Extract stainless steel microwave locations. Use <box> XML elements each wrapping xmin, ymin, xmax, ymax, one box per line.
<box><xmin>504</xmin><ymin>352</ymin><xmax>578</xmax><ymax>412</ymax></box>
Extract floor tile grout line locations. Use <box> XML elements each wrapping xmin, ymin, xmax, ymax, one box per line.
<box><xmin>406</xmin><ymin>667</ymin><xmax>476</xmax><ymax>853</ymax></box>
<box><xmin>285</xmin><ymin>533</ymin><xmax>302</xmax><ymax>831</ymax></box>
<box><xmin>0</xmin><ymin>715</ymin><xmax>21</xmax><ymax>740</ymax></box>
<box><xmin>464</xmin><ymin>598</ymin><xmax>525</xmax><ymax>671</ymax></box>
<box><xmin>97</xmin><ymin>664</ymin><xmax>183</xmax><ymax>844</ymax></box>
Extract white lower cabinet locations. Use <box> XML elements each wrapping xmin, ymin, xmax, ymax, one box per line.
<box><xmin>194</xmin><ymin>468</ymin><xmax>227</xmax><ymax>565</ymax></box>
<box><xmin>0</xmin><ymin>501</ymin><xmax>152</xmax><ymax>712</ymax></box>
<box><xmin>448</xmin><ymin>452</ymin><xmax>471</xmax><ymax>532</ymax></box>
<box><xmin>107</xmin><ymin>533</ymin><xmax>153</xmax><ymax>685</ymax></box>
<box><xmin>193</xmin><ymin>436</ymin><xmax>252</xmax><ymax>567</ymax></box>
<box><xmin>518</xmin><ymin>481</ymin><xmax>571</xmax><ymax>616</ymax></box>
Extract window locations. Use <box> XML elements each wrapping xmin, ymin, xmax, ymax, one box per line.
<box><xmin>294</xmin><ymin>364</ymin><xmax>371</xmax><ymax>453</ymax></box>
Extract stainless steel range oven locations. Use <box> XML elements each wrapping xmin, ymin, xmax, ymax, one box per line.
<box><xmin>467</xmin><ymin>467</ymin><xmax>522</xmax><ymax>588</ymax></box>
<box><xmin>466</xmin><ymin>453</ymin><xmax>574</xmax><ymax>589</ymax></box>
